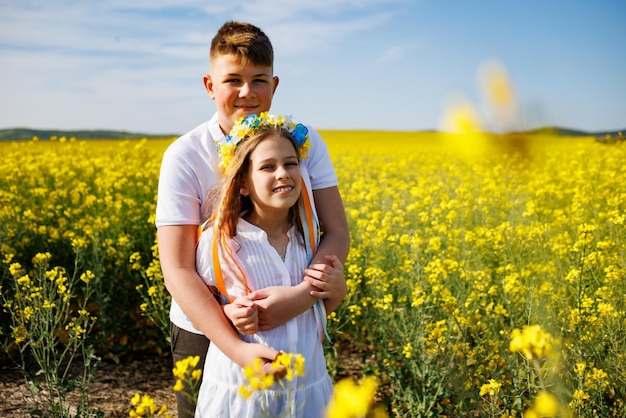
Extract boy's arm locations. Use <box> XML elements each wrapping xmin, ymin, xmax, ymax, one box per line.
<box><xmin>158</xmin><ymin>225</ymin><xmax>279</xmax><ymax>366</ymax></box>
<box><xmin>310</xmin><ymin>186</ymin><xmax>351</xmax><ymax>264</ymax></box>
<box><xmin>253</xmin><ymin>186</ymin><xmax>350</xmax><ymax>329</ymax></box>
<box><xmin>306</xmin><ymin>187</ymin><xmax>349</xmax><ymax>312</ymax></box>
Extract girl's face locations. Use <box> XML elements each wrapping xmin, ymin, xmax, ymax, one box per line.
<box><xmin>242</xmin><ymin>135</ymin><xmax>302</xmax><ymax>218</ymax></box>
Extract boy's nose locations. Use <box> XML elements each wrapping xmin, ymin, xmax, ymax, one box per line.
<box><xmin>239</xmin><ymin>82</ymin><xmax>253</xmax><ymax>97</ymax></box>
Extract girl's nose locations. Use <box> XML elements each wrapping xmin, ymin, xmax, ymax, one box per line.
<box><xmin>276</xmin><ymin>165</ymin><xmax>289</xmax><ymax>179</ymax></box>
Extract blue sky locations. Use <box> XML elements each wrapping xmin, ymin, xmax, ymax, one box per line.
<box><xmin>0</xmin><ymin>0</ymin><xmax>624</xmax><ymax>134</ymax></box>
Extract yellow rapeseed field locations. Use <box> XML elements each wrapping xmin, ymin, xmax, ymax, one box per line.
<box><xmin>1</xmin><ymin>132</ymin><xmax>624</xmax><ymax>417</ymax></box>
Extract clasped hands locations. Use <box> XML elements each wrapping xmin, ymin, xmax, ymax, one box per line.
<box><xmin>222</xmin><ymin>255</ymin><xmax>345</xmax><ymax>335</ymax></box>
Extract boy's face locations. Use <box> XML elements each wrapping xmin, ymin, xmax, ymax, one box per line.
<box><xmin>204</xmin><ymin>54</ymin><xmax>279</xmax><ymax>134</ymax></box>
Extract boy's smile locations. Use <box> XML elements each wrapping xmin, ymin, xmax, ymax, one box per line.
<box><xmin>204</xmin><ymin>54</ymin><xmax>279</xmax><ymax>135</ymax></box>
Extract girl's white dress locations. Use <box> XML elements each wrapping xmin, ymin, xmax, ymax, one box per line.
<box><xmin>195</xmin><ymin>219</ymin><xmax>333</xmax><ymax>418</ymax></box>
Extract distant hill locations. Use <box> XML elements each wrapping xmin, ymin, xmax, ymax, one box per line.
<box><xmin>0</xmin><ymin>128</ymin><xmax>179</xmax><ymax>141</ymax></box>
<box><xmin>522</xmin><ymin>126</ymin><xmax>624</xmax><ymax>137</ymax></box>
<box><xmin>0</xmin><ymin>126</ymin><xmax>623</xmax><ymax>141</ymax></box>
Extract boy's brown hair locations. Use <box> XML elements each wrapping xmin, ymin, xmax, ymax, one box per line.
<box><xmin>210</xmin><ymin>21</ymin><xmax>274</xmax><ymax>67</ymax></box>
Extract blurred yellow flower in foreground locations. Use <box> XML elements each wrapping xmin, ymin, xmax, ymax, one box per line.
<box><xmin>523</xmin><ymin>390</ymin><xmax>562</xmax><ymax>418</ymax></box>
<box><xmin>440</xmin><ymin>98</ymin><xmax>484</xmax><ymax>134</ymax></box>
<box><xmin>326</xmin><ymin>376</ymin><xmax>386</xmax><ymax>418</ymax></box>
<box><xmin>479</xmin><ymin>60</ymin><xmax>515</xmax><ymax>108</ymax></box>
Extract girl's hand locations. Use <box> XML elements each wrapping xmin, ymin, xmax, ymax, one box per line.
<box><xmin>223</xmin><ymin>295</ymin><xmax>258</xmax><ymax>335</ymax></box>
<box><xmin>248</xmin><ymin>283</ymin><xmax>316</xmax><ymax>331</ymax></box>
<box><xmin>304</xmin><ymin>255</ymin><xmax>347</xmax><ymax>301</ymax></box>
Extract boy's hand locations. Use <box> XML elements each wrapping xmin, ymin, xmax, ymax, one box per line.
<box><xmin>223</xmin><ymin>295</ymin><xmax>258</xmax><ymax>335</ymax></box>
<box><xmin>304</xmin><ymin>255</ymin><xmax>347</xmax><ymax>300</ymax></box>
<box><xmin>239</xmin><ymin>344</ymin><xmax>286</xmax><ymax>380</ymax></box>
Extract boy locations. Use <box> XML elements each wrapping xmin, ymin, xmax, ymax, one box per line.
<box><xmin>155</xmin><ymin>21</ymin><xmax>350</xmax><ymax>417</ymax></box>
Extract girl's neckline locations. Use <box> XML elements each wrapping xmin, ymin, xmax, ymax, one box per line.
<box><xmin>240</xmin><ymin>218</ymin><xmax>290</xmax><ymax>262</ymax></box>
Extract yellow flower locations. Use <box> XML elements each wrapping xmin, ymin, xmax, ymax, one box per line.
<box><xmin>172</xmin><ymin>355</ymin><xmax>200</xmax><ymax>379</ymax></box>
<box><xmin>13</xmin><ymin>325</ymin><xmax>27</xmax><ymax>344</ymax></box>
<box><xmin>479</xmin><ymin>379</ymin><xmax>502</xmax><ymax>397</ymax></box>
<box><xmin>129</xmin><ymin>252</ymin><xmax>142</xmax><ymax>270</ymax></box>
<box><xmin>440</xmin><ymin>99</ymin><xmax>484</xmax><ymax>134</ymax></box>
<box><xmin>130</xmin><ymin>393</ymin><xmax>141</xmax><ymax>406</ymax></box>
<box><xmin>32</xmin><ymin>252</ymin><xmax>52</xmax><ymax>266</ymax></box>
<box><xmin>80</xmin><ymin>270</ymin><xmax>95</xmax><ymax>284</ymax></box>
<box><xmin>9</xmin><ymin>263</ymin><xmax>24</xmax><ymax>277</ymax></box>
<box><xmin>42</xmin><ymin>299</ymin><xmax>56</xmax><ymax>309</ymax></box>
<box><xmin>326</xmin><ymin>376</ymin><xmax>380</xmax><ymax>418</ymax></box>
<box><xmin>173</xmin><ymin>379</ymin><xmax>184</xmax><ymax>392</ymax></box>
<box><xmin>128</xmin><ymin>392</ymin><xmax>169</xmax><ymax>417</ymax></box>
<box><xmin>574</xmin><ymin>362</ymin><xmax>586</xmax><ymax>376</ymax></box>
<box><xmin>402</xmin><ymin>342</ymin><xmax>413</xmax><ymax>359</ymax></box>
<box><xmin>22</xmin><ymin>306</ymin><xmax>34</xmax><ymax>321</ymax></box>
<box><xmin>238</xmin><ymin>385</ymin><xmax>253</xmax><ymax>399</ymax></box>
<box><xmin>525</xmin><ymin>390</ymin><xmax>560</xmax><ymax>417</ymax></box>
<box><xmin>238</xmin><ymin>353</ymin><xmax>305</xmax><ymax>398</ymax></box>
<box><xmin>293</xmin><ymin>354</ymin><xmax>305</xmax><ymax>376</ymax></box>
<box><xmin>569</xmin><ymin>389</ymin><xmax>590</xmax><ymax>409</ymax></box>
<box><xmin>509</xmin><ymin>324</ymin><xmax>553</xmax><ymax>360</ymax></box>
<box><xmin>572</xmin><ymin>389</ymin><xmax>589</xmax><ymax>401</ymax></box>
<box><xmin>16</xmin><ymin>275</ymin><xmax>31</xmax><ymax>287</ymax></box>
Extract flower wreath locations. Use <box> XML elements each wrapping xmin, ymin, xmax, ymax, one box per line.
<box><xmin>215</xmin><ymin>112</ymin><xmax>311</xmax><ymax>171</ymax></box>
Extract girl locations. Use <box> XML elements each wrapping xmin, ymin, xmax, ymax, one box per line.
<box><xmin>194</xmin><ymin>113</ymin><xmax>344</xmax><ymax>417</ymax></box>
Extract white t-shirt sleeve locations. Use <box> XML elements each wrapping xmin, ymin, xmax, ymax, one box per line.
<box><xmin>303</xmin><ymin>126</ymin><xmax>338</xmax><ymax>190</ymax></box>
<box><xmin>155</xmin><ymin>119</ymin><xmax>222</xmax><ymax>228</ymax></box>
<box><xmin>156</xmin><ymin>147</ymin><xmax>204</xmax><ymax>227</ymax></box>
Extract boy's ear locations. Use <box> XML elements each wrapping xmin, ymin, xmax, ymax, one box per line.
<box><xmin>272</xmin><ymin>76</ymin><xmax>280</xmax><ymax>95</ymax></box>
<box><xmin>203</xmin><ymin>74</ymin><xmax>215</xmax><ymax>100</ymax></box>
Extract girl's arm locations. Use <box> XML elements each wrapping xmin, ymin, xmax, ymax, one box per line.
<box><xmin>251</xmin><ymin>186</ymin><xmax>350</xmax><ymax>330</ymax></box>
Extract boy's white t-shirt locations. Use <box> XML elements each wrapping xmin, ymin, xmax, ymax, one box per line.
<box><xmin>156</xmin><ymin>112</ymin><xmax>338</xmax><ymax>334</ymax></box>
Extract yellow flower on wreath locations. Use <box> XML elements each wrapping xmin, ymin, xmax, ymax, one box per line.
<box><xmin>215</xmin><ymin>112</ymin><xmax>311</xmax><ymax>172</ymax></box>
